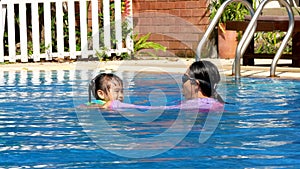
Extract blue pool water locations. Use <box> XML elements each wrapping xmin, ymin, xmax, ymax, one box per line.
<box><xmin>0</xmin><ymin>70</ymin><xmax>299</xmax><ymax>168</ymax></box>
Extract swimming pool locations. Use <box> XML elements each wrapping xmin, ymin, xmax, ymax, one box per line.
<box><xmin>0</xmin><ymin>70</ymin><xmax>299</xmax><ymax>168</ymax></box>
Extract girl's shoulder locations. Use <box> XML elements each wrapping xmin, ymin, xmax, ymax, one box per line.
<box><xmin>77</xmin><ymin>100</ymin><xmax>107</xmax><ymax>109</ymax></box>
<box><xmin>87</xmin><ymin>100</ymin><xmax>106</xmax><ymax>106</ymax></box>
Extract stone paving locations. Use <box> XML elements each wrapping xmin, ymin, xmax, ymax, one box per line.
<box><xmin>0</xmin><ymin>58</ymin><xmax>300</xmax><ymax>80</ymax></box>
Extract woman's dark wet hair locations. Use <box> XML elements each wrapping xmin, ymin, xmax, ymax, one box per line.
<box><xmin>88</xmin><ymin>73</ymin><xmax>123</xmax><ymax>102</ymax></box>
<box><xmin>188</xmin><ymin>61</ymin><xmax>224</xmax><ymax>103</ymax></box>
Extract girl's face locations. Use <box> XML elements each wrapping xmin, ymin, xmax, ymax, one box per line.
<box><xmin>97</xmin><ymin>79</ymin><xmax>124</xmax><ymax>102</ymax></box>
<box><xmin>107</xmin><ymin>80</ymin><xmax>124</xmax><ymax>102</ymax></box>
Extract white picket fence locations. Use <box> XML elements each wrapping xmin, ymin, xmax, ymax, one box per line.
<box><xmin>0</xmin><ymin>0</ymin><xmax>133</xmax><ymax>62</ymax></box>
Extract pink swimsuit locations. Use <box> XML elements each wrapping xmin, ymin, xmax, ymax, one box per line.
<box><xmin>109</xmin><ymin>98</ymin><xmax>224</xmax><ymax>112</ymax></box>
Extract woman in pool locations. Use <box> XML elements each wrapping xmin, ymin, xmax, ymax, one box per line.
<box><xmin>102</xmin><ymin>61</ymin><xmax>224</xmax><ymax>111</ymax></box>
<box><xmin>182</xmin><ymin>60</ymin><xmax>224</xmax><ymax>103</ymax></box>
<box><xmin>86</xmin><ymin>73</ymin><xmax>124</xmax><ymax>107</ymax></box>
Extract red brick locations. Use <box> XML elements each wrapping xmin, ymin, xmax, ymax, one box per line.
<box><xmin>169</xmin><ymin>9</ymin><xmax>180</xmax><ymax>16</ymax></box>
<box><xmin>166</xmin><ymin>16</ymin><xmax>177</xmax><ymax>25</ymax></box>
<box><xmin>141</xmin><ymin>2</ymin><xmax>152</xmax><ymax>10</ymax></box>
<box><xmin>192</xmin><ymin>8</ymin><xmax>208</xmax><ymax>17</ymax></box>
<box><xmin>199</xmin><ymin>0</ymin><xmax>209</xmax><ymax>7</ymax></box>
<box><xmin>171</xmin><ymin>49</ymin><xmax>192</xmax><ymax>56</ymax></box>
<box><xmin>174</xmin><ymin>2</ymin><xmax>186</xmax><ymax>9</ymax></box>
<box><xmin>156</xmin><ymin>41</ymin><xmax>169</xmax><ymax>48</ymax></box>
<box><xmin>138</xmin><ymin>17</ymin><xmax>153</xmax><ymax>26</ymax></box>
<box><xmin>169</xmin><ymin>26</ymin><xmax>181</xmax><ymax>33</ymax></box>
<box><xmin>175</xmin><ymin>33</ymin><xmax>200</xmax><ymax>42</ymax></box>
<box><xmin>149</xmin><ymin>2</ymin><xmax>156</xmax><ymax>9</ymax></box>
<box><xmin>169</xmin><ymin>41</ymin><xmax>188</xmax><ymax>49</ymax></box>
<box><xmin>158</xmin><ymin>10</ymin><xmax>171</xmax><ymax>14</ymax></box>
<box><xmin>186</xmin><ymin>1</ymin><xmax>201</xmax><ymax>9</ymax></box>
<box><xmin>149</xmin><ymin>34</ymin><xmax>165</xmax><ymax>41</ymax></box>
<box><xmin>163</xmin><ymin>35</ymin><xmax>175</xmax><ymax>41</ymax></box>
<box><xmin>136</xmin><ymin>26</ymin><xmax>157</xmax><ymax>34</ymax></box>
<box><xmin>196</xmin><ymin>25</ymin><xmax>208</xmax><ymax>32</ymax></box>
<box><xmin>179</xmin><ymin>9</ymin><xmax>192</xmax><ymax>16</ymax></box>
<box><xmin>156</xmin><ymin>26</ymin><xmax>170</xmax><ymax>33</ymax></box>
<box><xmin>153</xmin><ymin>17</ymin><xmax>170</xmax><ymax>26</ymax></box>
<box><xmin>164</xmin><ymin>2</ymin><xmax>175</xmax><ymax>9</ymax></box>
<box><xmin>199</xmin><ymin>17</ymin><xmax>210</xmax><ymax>25</ymax></box>
<box><xmin>132</xmin><ymin>0</ymin><xmax>210</xmax><ymax>57</ymax></box>
<box><xmin>185</xmin><ymin>17</ymin><xmax>201</xmax><ymax>25</ymax></box>
<box><xmin>138</xmin><ymin>12</ymin><xmax>160</xmax><ymax>18</ymax></box>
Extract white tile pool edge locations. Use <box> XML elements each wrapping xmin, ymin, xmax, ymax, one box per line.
<box><xmin>0</xmin><ymin>59</ymin><xmax>300</xmax><ymax>79</ymax></box>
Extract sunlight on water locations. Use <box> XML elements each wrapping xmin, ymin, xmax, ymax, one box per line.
<box><xmin>0</xmin><ymin>70</ymin><xmax>299</xmax><ymax>168</ymax></box>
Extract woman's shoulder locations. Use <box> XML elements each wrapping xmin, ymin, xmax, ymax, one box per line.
<box><xmin>186</xmin><ymin>97</ymin><xmax>220</xmax><ymax>104</ymax></box>
<box><xmin>183</xmin><ymin>98</ymin><xmax>224</xmax><ymax>111</ymax></box>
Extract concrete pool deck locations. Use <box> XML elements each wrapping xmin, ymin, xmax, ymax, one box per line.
<box><xmin>0</xmin><ymin>58</ymin><xmax>300</xmax><ymax>80</ymax></box>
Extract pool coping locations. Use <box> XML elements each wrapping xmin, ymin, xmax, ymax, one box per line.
<box><xmin>1</xmin><ymin>58</ymin><xmax>300</xmax><ymax>80</ymax></box>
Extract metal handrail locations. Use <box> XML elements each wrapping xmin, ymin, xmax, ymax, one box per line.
<box><xmin>231</xmin><ymin>19</ymin><xmax>257</xmax><ymax>77</ymax></box>
<box><xmin>233</xmin><ymin>0</ymin><xmax>295</xmax><ymax>78</ymax></box>
<box><xmin>270</xmin><ymin>0</ymin><xmax>294</xmax><ymax>77</ymax></box>
<box><xmin>195</xmin><ymin>0</ymin><xmax>255</xmax><ymax>61</ymax></box>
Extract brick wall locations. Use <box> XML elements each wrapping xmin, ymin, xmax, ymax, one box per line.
<box><xmin>132</xmin><ymin>0</ymin><xmax>210</xmax><ymax>57</ymax></box>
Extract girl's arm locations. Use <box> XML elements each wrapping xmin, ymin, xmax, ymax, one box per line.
<box><xmin>109</xmin><ymin>98</ymin><xmax>224</xmax><ymax>112</ymax></box>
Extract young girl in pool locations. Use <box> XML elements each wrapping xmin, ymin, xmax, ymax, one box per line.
<box><xmin>86</xmin><ymin>73</ymin><xmax>124</xmax><ymax>107</ymax></box>
<box><xmin>102</xmin><ymin>61</ymin><xmax>224</xmax><ymax>111</ymax></box>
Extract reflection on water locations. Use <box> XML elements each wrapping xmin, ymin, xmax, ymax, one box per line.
<box><xmin>0</xmin><ymin>70</ymin><xmax>299</xmax><ymax>168</ymax></box>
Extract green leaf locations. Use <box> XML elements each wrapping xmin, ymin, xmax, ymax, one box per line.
<box><xmin>133</xmin><ymin>33</ymin><xmax>167</xmax><ymax>55</ymax></box>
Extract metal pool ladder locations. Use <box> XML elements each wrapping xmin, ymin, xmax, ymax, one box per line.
<box><xmin>196</xmin><ymin>0</ymin><xmax>295</xmax><ymax>79</ymax></box>
<box><xmin>196</xmin><ymin>0</ymin><xmax>255</xmax><ymax>62</ymax></box>
<box><xmin>233</xmin><ymin>0</ymin><xmax>295</xmax><ymax>78</ymax></box>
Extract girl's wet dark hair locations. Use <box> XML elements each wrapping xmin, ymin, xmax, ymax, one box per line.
<box><xmin>88</xmin><ymin>73</ymin><xmax>123</xmax><ymax>102</ymax></box>
<box><xmin>188</xmin><ymin>61</ymin><xmax>224</xmax><ymax>103</ymax></box>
